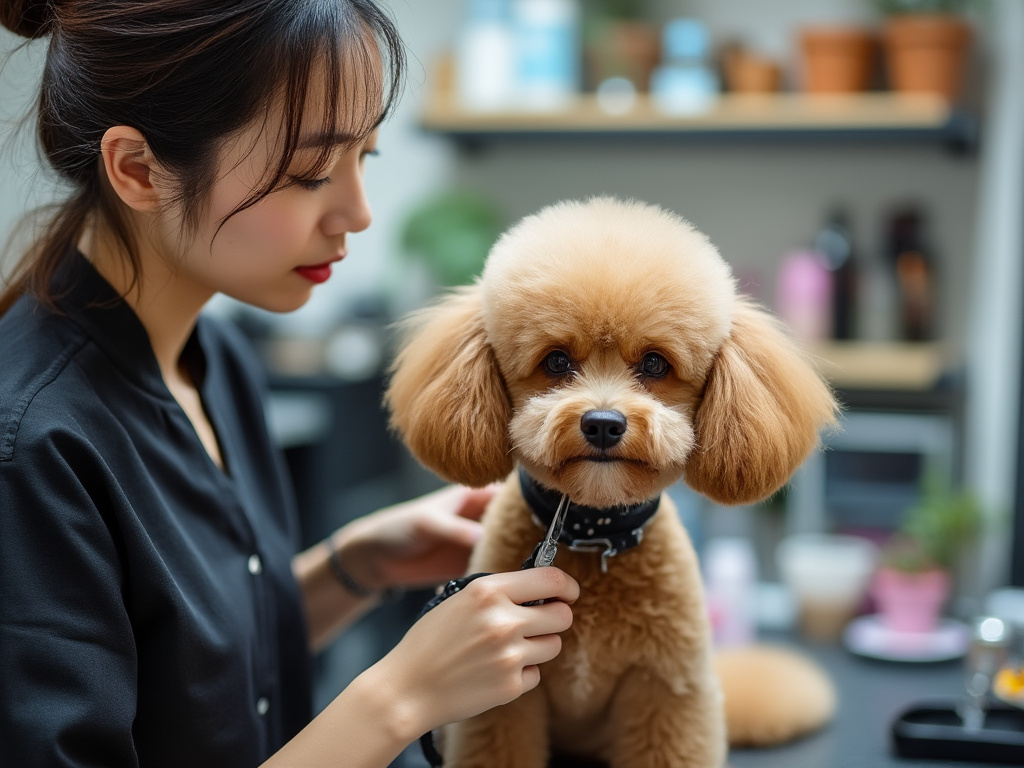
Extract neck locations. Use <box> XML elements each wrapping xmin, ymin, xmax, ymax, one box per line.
<box><xmin>80</xmin><ymin>222</ymin><xmax>212</xmax><ymax>387</ymax></box>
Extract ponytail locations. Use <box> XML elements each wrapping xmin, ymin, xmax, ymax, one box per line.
<box><xmin>0</xmin><ymin>0</ymin><xmax>405</xmax><ymax>317</ymax></box>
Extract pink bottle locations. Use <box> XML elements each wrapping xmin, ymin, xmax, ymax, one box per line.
<box><xmin>776</xmin><ymin>249</ymin><xmax>833</xmax><ymax>341</ymax></box>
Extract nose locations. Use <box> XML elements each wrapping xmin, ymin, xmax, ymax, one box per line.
<box><xmin>581</xmin><ymin>410</ymin><xmax>627</xmax><ymax>450</ymax></box>
<box><xmin>320</xmin><ymin>165</ymin><xmax>373</xmax><ymax>237</ymax></box>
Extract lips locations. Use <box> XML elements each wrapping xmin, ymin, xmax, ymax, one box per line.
<box><xmin>295</xmin><ymin>253</ymin><xmax>345</xmax><ymax>284</ymax></box>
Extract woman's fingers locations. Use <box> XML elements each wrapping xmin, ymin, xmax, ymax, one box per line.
<box><xmin>520</xmin><ymin>631</ymin><xmax>564</xmax><ymax>668</ymax></box>
<box><xmin>519</xmin><ymin>598</ymin><xmax>574</xmax><ymax>639</ymax></box>
<box><xmin>475</xmin><ymin>566</ymin><xmax>579</xmax><ymax>608</ymax></box>
<box><xmin>373</xmin><ymin>566</ymin><xmax>579</xmax><ymax>734</ymax></box>
<box><xmin>454</xmin><ymin>484</ymin><xmax>499</xmax><ymax>520</ymax></box>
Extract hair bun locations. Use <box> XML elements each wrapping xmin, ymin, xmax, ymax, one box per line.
<box><xmin>1</xmin><ymin>0</ymin><xmax>53</xmax><ymax>39</ymax></box>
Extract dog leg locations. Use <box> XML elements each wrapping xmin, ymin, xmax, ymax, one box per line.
<box><xmin>443</xmin><ymin>687</ymin><xmax>551</xmax><ymax>768</ymax></box>
<box><xmin>604</xmin><ymin>667</ymin><xmax>726</xmax><ymax>768</ymax></box>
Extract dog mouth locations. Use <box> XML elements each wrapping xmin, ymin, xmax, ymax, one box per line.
<box><xmin>561</xmin><ymin>455</ymin><xmax>648</xmax><ymax>468</ymax></box>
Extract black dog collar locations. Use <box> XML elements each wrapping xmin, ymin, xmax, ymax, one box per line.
<box><xmin>518</xmin><ymin>467</ymin><xmax>660</xmax><ymax>572</ymax></box>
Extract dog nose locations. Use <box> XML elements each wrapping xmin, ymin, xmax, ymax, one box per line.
<box><xmin>581</xmin><ymin>410</ymin><xmax>627</xmax><ymax>450</ymax></box>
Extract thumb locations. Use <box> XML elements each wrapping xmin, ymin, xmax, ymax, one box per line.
<box><xmin>456</xmin><ymin>484</ymin><xmax>500</xmax><ymax>522</ymax></box>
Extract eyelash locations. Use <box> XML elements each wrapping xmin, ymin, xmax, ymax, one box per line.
<box><xmin>292</xmin><ymin>176</ymin><xmax>331</xmax><ymax>192</ymax></box>
<box><xmin>290</xmin><ymin>148</ymin><xmax>379</xmax><ymax>191</ymax></box>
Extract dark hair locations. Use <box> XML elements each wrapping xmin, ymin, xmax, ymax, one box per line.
<box><xmin>0</xmin><ymin>0</ymin><xmax>405</xmax><ymax>315</ymax></box>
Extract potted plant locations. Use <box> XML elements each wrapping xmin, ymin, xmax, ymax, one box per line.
<box><xmin>400</xmin><ymin>190</ymin><xmax>504</xmax><ymax>287</ymax></box>
<box><xmin>796</xmin><ymin>24</ymin><xmax>877</xmax><ymax>94</ymax></box>
<box><xmin>582</xmin><ymin>0</ymin><xmax>661</xmax><ymax>92</ymax></box>
<box><xmin>873</xmin><ymin>0</ymin><xmax>976</xmax><ymax>101</ymax></box>
<box><xmin>871</xmin><ymin>469</ymin><xmax>982</xmax><ymax>632</ymax></box>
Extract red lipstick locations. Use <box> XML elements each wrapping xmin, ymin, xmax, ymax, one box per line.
<box><xmin>295</xmin><ymin>263</ymin><xmax>333</xmax><ymax>284</ymax></box>
<box><xmin>295</xmin><ymin>253</ymin><xmax>344</xmax><ymax>284</ymax></box>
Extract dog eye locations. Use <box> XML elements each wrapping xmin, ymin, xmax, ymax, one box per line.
<box><xmin>640</xmin><ymin>353</ymin><xmax>670</xmax><ymax>378</ymax></box>
<box><xmin>543</xmin><ymin>350</ymin><xmax>573</xmax><ymax>376</ymax></box>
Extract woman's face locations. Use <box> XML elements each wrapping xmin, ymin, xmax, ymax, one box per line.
<box><xmin>154</xmin><ymin>70</ymin><xmax>379</xmax><ymax>314</ymax></box>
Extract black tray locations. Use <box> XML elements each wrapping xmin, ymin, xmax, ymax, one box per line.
<box><xmin>891</xmin><ymin>699</ymin><xmax>1024</xmax><ymax>764</ymax></box>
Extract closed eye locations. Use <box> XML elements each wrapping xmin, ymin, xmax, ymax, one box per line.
<box><xmin>290</xmin><ymin>176</ymin><xmax>331</xmax><ymax>191</ymax></box>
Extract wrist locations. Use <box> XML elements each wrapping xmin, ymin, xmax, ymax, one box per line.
<box><xmin>326</xmin><ymin>530</ymin><xmax>404</xmax><ymax>603</ymax></box>
<box><xmin>350</xmin><ymin>660</ymin><xmax>426</xmax><ymax>749</ymax></box>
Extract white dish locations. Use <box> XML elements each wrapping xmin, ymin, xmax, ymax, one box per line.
<box><xmin>843</xmin><ymin>614</ymin><xmax>971</xmax><ymax>663</ymax></box>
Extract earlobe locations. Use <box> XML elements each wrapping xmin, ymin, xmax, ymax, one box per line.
<box><xmin>100</xmin><ymin>126</ymin><xmax>163</xmax><ymax>212</ymax></box>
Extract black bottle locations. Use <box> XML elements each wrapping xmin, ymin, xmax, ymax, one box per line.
<box><xmin>886</xmin><ymin>206</ymin><xmax>933</xmax><ymax>342</ymax></box>
<box><xmin>814</xmin><ymin>209</ymin><xmax>857</xmax><ymax>340</ymax></box>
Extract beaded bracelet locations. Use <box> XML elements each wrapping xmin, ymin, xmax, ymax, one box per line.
<box><xmin>327</xmin><ymin>543</ymin><xmax>405</xmax><ymax>603</ymax></box>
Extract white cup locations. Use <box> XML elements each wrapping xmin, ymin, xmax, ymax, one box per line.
<box><xmin>777</xmin><ymin>533</ymin><xmax>878</xmax><ymax>641</ymax></box>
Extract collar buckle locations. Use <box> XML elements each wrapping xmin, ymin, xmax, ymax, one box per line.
<box><xmin>568</xmin><ymin>538</ymin><xmax>618</xmax><ymax>573</ymax></box>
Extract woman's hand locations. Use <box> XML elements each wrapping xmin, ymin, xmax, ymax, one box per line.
<box><xmin>333</xmin><ymin>484</ymin><xmax>497</xmax><ymax>592</ymax></box>
<box><xmin>361</xmin><ymin>567</ymin><xmax>579</xmax><ymax>737</ymax></box>
<box><xmin>296</xmin><ymin>484</ymin><xmax>498</xmax><ymax>650</ymax></box>
<box><xmin>274</xmin><ymin>567</ymin><xmax>578</xmax><ymax>768</ymax></box>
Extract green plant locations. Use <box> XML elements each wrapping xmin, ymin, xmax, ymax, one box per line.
<box><xmin>881</xmin><ymin>469</ymin><xmax>982</xmax><ymax>573</ymax></box>
<box><xmin>590</xmin><ymin>0</ymin><xmax>650</xmax><ymax>21</ymax></box>
<box><xmin>872</xmin><ymin>0</ymin><xmax>977</xmax><ymax>14</ymax></box>
<box><xmin>400</xmin><ymin>190</ymin><xmax>504</xmax><ymax>287</ymax></box>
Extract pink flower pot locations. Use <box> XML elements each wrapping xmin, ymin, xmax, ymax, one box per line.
<box><xmin>871</xmin><ymin>567</ymin><xmax>950</xmax><ymax>633</ymax></box>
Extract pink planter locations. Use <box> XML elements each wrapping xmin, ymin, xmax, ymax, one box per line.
<box><xmin>871</xmin><ymin>567</ymin><xmax>950</xmax><ymax>633</ymax></box>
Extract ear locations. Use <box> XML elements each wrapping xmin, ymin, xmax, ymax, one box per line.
<box><xmin>99</xmin><ymin>126</ymin><xmax>163</xmax><ymax>212</ymax></box>
<box><xmin>684</xmin><ymin>298</ymin><xmax>838</xmax><ymax>505</ymax></box>
<box><xmin>385</xmin><ymin>285</ymin><xmax>514</xmax><ymax>487</ymax></box>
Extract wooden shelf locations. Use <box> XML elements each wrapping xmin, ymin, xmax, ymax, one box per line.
<box><xmin>804</xmin><ymin>340</ymin><xmax>951</xmax><ymax>391</ymax></box>
<box><xmin>420</xmin><ymin>92</ymin><xmax>975</xmax><ymax>150</ymax></box>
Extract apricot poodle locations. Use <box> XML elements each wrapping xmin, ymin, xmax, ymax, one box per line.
<box><xmin>386</xmin><ymin>197</ymin><xmax>837</xmax><ymax>768</ymax></box>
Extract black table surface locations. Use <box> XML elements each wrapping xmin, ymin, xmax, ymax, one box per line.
<box><xmin>726</xmin><ymin>638</ymin><xmax>1004</xmax><ymax>768</ymax></box>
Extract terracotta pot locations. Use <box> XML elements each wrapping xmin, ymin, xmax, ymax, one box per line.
<box><xmin>871</xmin><ymin>566</ymin><xmax>950</xmax><ymax>633</ymax></box>
<box><xmin>798</xmin><ymin>26</ymin><xmax>876</xmax><ymax>93</ymax></box>
<box><xmin>882</xmin><ymin>13</ymin><xmax>971</xmax><ymax>101</ymax></box>
<box><xmin>724</xmin><ymin>49</ymin><xmax>782</xmax><ymax>94</ymax></box>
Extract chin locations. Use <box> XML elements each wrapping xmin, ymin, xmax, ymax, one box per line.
<box><xmin>237</xmin><ymin>287</ymin><xmax>315</xmax><ymax>315</ymax></box>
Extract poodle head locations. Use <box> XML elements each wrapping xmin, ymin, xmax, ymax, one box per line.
<box><xmin>386</xmin><ymin>198</ymin><xmax>837</xmax><ymax>508</ymax></box>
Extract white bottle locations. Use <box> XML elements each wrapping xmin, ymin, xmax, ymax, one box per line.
<box><xmin>512</xmin><ymin>0</ymin><xmax>580</xmax><ymax>111</ymax></box>
<box><xmin>650</xmin><ymin>18</ymin><xmax>720</xmax><ymax>116</ymax></box>
<box><xmin>456</xmin><ymin>0</ymin><xmax>517</xmax><ymax>112</ymax></box>
<box><xmin>704</xmin><ymin>537</ymin><xmax>758</xmax><ymax>647</ymax></box>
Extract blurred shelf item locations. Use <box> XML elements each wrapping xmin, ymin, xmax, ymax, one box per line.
<box><xmin>804</xmin><ymin>340</ymin><xmax>948</xmax><ymax>391</ymax></box>
<box><xmin>420</xmin><ymin>91</ymin><xmax>975</xmax><ymax>149</ymax></box>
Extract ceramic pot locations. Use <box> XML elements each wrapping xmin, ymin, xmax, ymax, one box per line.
<box><xmin>798</xmin><ymin>26</ymin><xmax>876</xmax><ymax>93</ymax></box>
<box><xmin>724</xmin><ymin>49</ymin><xmax>782</xmax><ymax>93</ymax></box>
<box><xmin>882</xmin><ymin>13</ymin><xmax>971</xmax><ymax>101</ymax></box>
<box><xmin>871</xmin><ymin>566</ymin><xmax>951</xmax><ymax>633</ymax></box>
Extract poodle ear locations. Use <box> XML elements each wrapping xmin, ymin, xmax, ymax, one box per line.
<box><xmin>684</xmin><ymin>298</ymin><xmax>838</xmax><ymax>505</ymax></box>
<box><xmin>385</xmin><ymin>285</ymin><xmax>514</xmax><ymax>487</ymax></box>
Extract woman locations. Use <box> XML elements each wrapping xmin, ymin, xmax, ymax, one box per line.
<box><xmin>0</xmin><ymin>1</ymin><xmax>578</xmax><ymax>766</ymax></box>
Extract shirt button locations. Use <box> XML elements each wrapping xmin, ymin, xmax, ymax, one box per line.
<box><xmin>256</xmin><ymin>696</ymin><xmax>270</xmax><ymax>716</ymax></box>
<box><xmin>248</xmin><ymin>554</ymin><xmax>262</xmax><ymax>575</ymax></box>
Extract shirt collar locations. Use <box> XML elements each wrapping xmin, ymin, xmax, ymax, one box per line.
<box><xmin>53</xmin><ymin>250</ymin><xmax>205</xmax><ymax>400</ymax></box>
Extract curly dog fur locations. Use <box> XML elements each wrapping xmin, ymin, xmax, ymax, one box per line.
<box><xmin>386</xmin><ymin>197</ymin><xmax>838</xmax><ymax>767</ymax></box>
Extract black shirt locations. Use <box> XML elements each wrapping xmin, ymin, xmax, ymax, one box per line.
<box><xmin>0</xmin><ymin>253</ymin><xmax>313</xmax><ymax>766</ymax></box>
